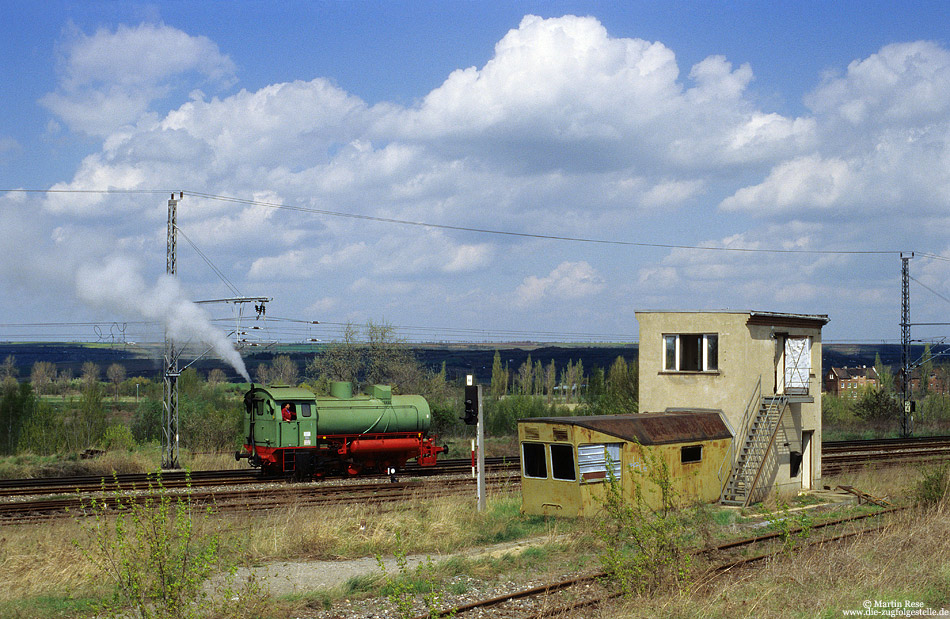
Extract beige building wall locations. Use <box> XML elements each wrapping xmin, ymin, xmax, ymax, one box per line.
<box><xmin>636</xmin><ymin>311</ymin><xmax>826</xmax><ymax>498</ymax></box>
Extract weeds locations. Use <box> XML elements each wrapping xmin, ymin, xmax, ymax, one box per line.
<box><xmin>375</xmin><ymin>533</ymin><xmax>453</xmax><ymax>619</ymax></box>
<box><xmin>760</xmin><ymin>496</ymin><xmax>813</xmax><ymax>555</ymax></box>
<box><xmin>597</xmin><ymin>445</ymin><xmax>692</xmax><ymax>596</ymax></box>
<box><xmin>73</xmin><ymin>471</ymin><xmax>270</xmax><ymax>618</ymax></box>
<box><xmin>914</xmin><ymin>463</ymin><xmax>950</xmax><ymax>506</ymax></box>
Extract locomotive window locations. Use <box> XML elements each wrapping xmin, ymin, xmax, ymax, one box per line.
<box><xmin>299</xmin><ymin>403</ymin><xmax>312</xmax><ymax>418</ymax></box>
<box><xmin>550</xmin><ymin>444</ymin><xmax>576</xmax><ymax>481</ymax></box>
<box><xmin>522</xmin><ymin>442</ymin><xmax>547</xmax><ymax>479</ymax></box>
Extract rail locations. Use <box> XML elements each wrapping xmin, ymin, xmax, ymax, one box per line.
<box><xmin>719</xmin><ymin>375</ymin><xmax>761</xmax><ymax>498</ymax></box>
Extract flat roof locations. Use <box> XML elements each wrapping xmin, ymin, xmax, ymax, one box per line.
<box><xmin>521</xmin><ymin>410</ymin><xmax>732</xmax><ymax>445</ymax></box>
<box><xmin>635</xmin><ymin>309</ymin><xmax>829</xmax><ymax>328</ymax></box>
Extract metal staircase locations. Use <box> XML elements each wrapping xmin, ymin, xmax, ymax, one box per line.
<box><xmin>720</xmin><ymin>393</ymin><xmax>789</xmax><ymax>506</ymax></box>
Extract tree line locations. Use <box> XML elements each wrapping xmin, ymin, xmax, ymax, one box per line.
<box><xmin>0</xmin><ymin>322</ymin><xmax>640</xmax><ymax>458</ymax></box>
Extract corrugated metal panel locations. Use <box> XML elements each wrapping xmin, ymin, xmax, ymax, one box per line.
<box><xmin>578</xmin><ymin>443</ymin><xmax>622</xmax><ymax>481</ymax></box>
<box><xmin>522</xmin><ymin>411</ymin><xmax>732</xmax><ymax>445</ymax></box>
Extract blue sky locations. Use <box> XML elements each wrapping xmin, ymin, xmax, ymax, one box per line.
<box><xmin>2</xmin><ymin>1</ymin><xmax>950</xmax><ymax>362</ymax></box>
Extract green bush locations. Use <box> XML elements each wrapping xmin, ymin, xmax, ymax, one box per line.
<box><xmin>597</xmin><ymin>445</ymin><xmax>692</xmax><ymax>596</ymax></box>
<box><xmin>101</xmin><ymin>424</ymin><xmax>136</xmax><ymax>452</ymax></box>
<box><xmin>75</xmin><ymin>472</ymin><xmax>270</xmax><ymax>618</ymax></box>
<box><xmin>914</xmin><ymin>464</ymin><xmax>950</xmax><ymax>506</ymax></box>
<box><xmin>131</xmin><ymin>398</ymin><xmax>163</xmax><ymax>444</ymax></box>
<box><xmin>484</xmin><ymin>395</ymin><xmax>561</xmax><ymax>435</ymax></box>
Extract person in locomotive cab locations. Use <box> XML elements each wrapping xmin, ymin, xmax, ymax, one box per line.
<box><xmin>281</xmin><ymin>402</ymin><xmax>296</xmax><ymax>422</ymax></box>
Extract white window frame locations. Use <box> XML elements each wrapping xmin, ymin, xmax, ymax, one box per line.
<box><xmin>663</xmin><ymin>333</ymin><xmax>719</xmax><ymax>372</ymax></box>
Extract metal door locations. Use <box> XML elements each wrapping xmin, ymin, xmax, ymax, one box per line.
<box><xmin>784</xmin><ymin>337</ymin><xmax>811</xmax><ymax>395</ymax></box>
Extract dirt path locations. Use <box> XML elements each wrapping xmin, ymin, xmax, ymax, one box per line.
<box><xmin>231</xmin><ymin>536</ymin><xmax>551</xmax><ymax>597</ymax></box>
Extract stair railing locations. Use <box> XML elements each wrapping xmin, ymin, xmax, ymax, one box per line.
<box><xmin>719</xmin><ymin>375</ymin><xmax>762</xmax><ymax>499</ymax></box>
<box><xmin>742</xmin><ymin>395</ymin><xmax>789</xmax><ymax>507</ymax></box>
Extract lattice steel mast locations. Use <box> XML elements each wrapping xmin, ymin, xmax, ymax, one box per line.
<box><xmin>899</xmin><ymin>252</ymin><xmax>913</xmax><ymax>438</ymax></box>
<box><xmin>163</xmin><ymin>192</ymin><xmax>182</xmax><ymax>469</ymax></box>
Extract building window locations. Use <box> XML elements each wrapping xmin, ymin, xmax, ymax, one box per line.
<box><xmin>680</xmin><ymin>445</ymin><xmax>703</xmax><ymax>464</ymax></box>
<box><xmin>522</xmin><ymin>442</ymin><xmax>547</xmax><ymax>479</ymax></box>
<box><xmin>663</xmin><ymin>334</ymin><xmax>718</xmax><ymax>372</ymax></box>
<box><xmin>577</xmin><ymin>443</ymin><xmax>622</xmax><ymax>482</ymax></box>
<box><xmin>550</xmin><ymin>444</ymin><xmax>576</xmax><ymax>481</ymax></box>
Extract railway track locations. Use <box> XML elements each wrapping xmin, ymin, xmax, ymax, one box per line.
<box><xmin>0</xmin><ymin>456</ymin><xmax>518</xmax><ymax>498</ymax></box>
<box><xmin>822</xmin><ymin>435</ymin><xmax>950</xmax><ymax>475</ymax></box>
<box><xmin>0</xmin><ymin>464</ymin><xmax>521</xmax><ymax>525</ymax></box>
<box><xmin>1</xmin><ymin>435</ymin><xmax>947</xmax><ymax>524</ymax></box>
<box><xmin>420</xmin><ymin>507</ymin><xmax>903</xmax><ymax>618</ymax></box>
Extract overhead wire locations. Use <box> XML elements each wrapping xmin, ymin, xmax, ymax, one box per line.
<box><xmin>174</xmin><ymin>225</ymin><xmax>242</xmax><ymax>297</ymax></box>
<box><xmin>5</xmin><ymin>187</ymin><xmax>949</xmax><ymax>345</ymax></box>
<box><xmin>184</xmin><ymin>190</ymin><xmax>901</xmax><ymax>256</ymax></box>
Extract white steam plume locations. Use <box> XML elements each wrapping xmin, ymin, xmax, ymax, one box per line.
<box><xmin>76</xmin><ymin>256</ymin><xmax>251</xmax><ymax>381</ymax></box>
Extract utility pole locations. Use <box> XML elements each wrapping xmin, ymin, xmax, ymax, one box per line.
<box><xmin>163</xmin><ymin>192</ymin><xmax>182</xmax><ymax>469</ymax></box>
<box><xmin>899</xmin><ymin>252</ymin><xmax>914</xmax><ymax>438</ymax></box>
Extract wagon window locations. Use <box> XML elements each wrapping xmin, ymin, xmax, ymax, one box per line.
<box><xmin>299</xmin><ymin>403</ymin><xmax>312</xmax><ymax>418</ymax></box>
<box><xmin>681</xmin><ymin>445</ymin><xmax>703</xmax><ymax>464</ymax></box>
<box><xmin>550</xmin><ymin>444</ymin><xmax>576</xmax><ymax>481</ymax></box>
<box><xmin>578</xmin><ymin>443</ymin><xmax>622</xmax><ymax>482</ymax></box>
<box><xmin>522</xmin><ymin>442</ymin><xmax>547</xmax><ymax>479</ymax></box>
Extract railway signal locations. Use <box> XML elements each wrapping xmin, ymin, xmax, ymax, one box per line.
<box><xmin>462</xmin><ymin>384</ymin><xmax>479</xmax><ymax>425</ymax></box>
<box><xmin>464</xmin><ymin>374</ymin><xmax>486</xmax><ymax>512</ymax></box>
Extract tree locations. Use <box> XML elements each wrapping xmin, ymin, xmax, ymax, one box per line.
<box><xmin>874</xmin><ymin>353</ymin><xmax>895</xmax><ymax>394</ymax></box>
<box><xmin>516</xmin><ymin>355</ymin><xmax>533</xmax><ymax>395</ymax></box>
<box><xmin>306</xmin><ymin>323</ymin><xmax>361</xmax><ymax>386</ymax></box>
<box><xmin>306</xmin><ymin>320</ymin><xmax>427</xmax><ymax>393</ymax></box>
<box><xmin>254</xmin><ymin>363</ymin><xmax>271</xmax><ymax>385</ymax></box>
<box><xmin>544</xmin><ymin>360</ymin><xmax>556</xmax><ymax>402</ymax></box>
<box><xmin>533</xmin><ymin>359</ymin><xmax>544</xmax><ymax>396</ymax></box>
<box><xmin>81</xmin><ymin>361</ymin><xmax>100</xmax><ymax>387</ymax></box>
<box><xmin>207</xmin><ymin>368</ymin><xmax>226</xmax><ymax>387</ymax></box>
<box><xmin>30</xmin><ymin>361</ymin><xmax>56</xmax><ymax>395</ymax></box>
<box><xmin>74</xmin><ymin>382</ymin><xmax>108</xmax><ymax>450</ymax></box>
<box><xmin>56</xmin><ymin>368</ymin><xmax>73</xmax><ymax>400</ymax></box>
<box><xmin>0</xmin><ymin>355</ymin><xmax>16</xmax><ymax>381</ymax></box>
<box><xmin>605</xmin><ymin>356</ymin><xmax>638</xmax><ymax>413</ymax></box>
<box><xmin>490</xmin><ymin>351</ymin><xmax>508</xmax><ymax>398</ymax></box>
<box><xmin>268</xmin><ymin>355</ymin><xmax>298</xmax><ymax>386</ymax></box>
<box><xmin>107</xmin><ymin>363</ymin><xmax>126</xmax><ymax>402</ymax></box>
<box><xmin>0</xmin><ymin>380</ymin><xmax>36</xmax><ymax>454</ymax></box>
<box><xmin>854</xmin><ymin>386</ymin><xmax>901</xmax><ymax>423</ymax></box>
<box><xmin>919</xmin><ymin>344</ymin><xmax>934</xmax><ymax>398</ymax></box>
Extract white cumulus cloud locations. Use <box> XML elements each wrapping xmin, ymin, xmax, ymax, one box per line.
<box><xmin>42</xmin><ymin>22</ymin><xmax>236</xmax><ymax>136</ymax></box>
<box><xmin>515</xmin><ymin>261</ymin><xmax>604</xmax><ymax>306</ymax></box>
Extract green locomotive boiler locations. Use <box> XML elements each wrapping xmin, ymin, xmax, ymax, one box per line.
<box><xmin>235</xmin><ymin>381</ymin><xmax>446</xmax><ymax>478</ymax></box>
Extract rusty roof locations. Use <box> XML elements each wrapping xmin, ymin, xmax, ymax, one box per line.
<box><xmin>522</xmin><ymin>411</ymin><xmax>732</xmax><ymax>445</ymax></box>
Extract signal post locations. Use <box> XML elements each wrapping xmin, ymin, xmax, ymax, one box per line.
<box><xmin>463</xmin><ymin>375</ymin><xmax>485</xmax><ymax>512</ymax></box>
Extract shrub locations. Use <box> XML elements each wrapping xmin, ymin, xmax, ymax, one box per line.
<box><xmin>74</xmin><ymin>472</ymin><xmax>270</xmax><ymax>618</ymax></box>
<box><xmin>131</xmin><ymin>398</ymin><xmax>163</xmax><ymax>443</ymax></box>
<box><xmin>597</xmin><ymin>445</ymin><xmax>692</xmax><ymax>596</ymax></box>
<box><xmin>101</xmin><ymin>424</ymin><xmax>136</xmax><ymax>452</ymax></box>
<box><xmin>914</xmin><ymin>464</ymin><xmax>950</xmax><ymax>506</ymax></box>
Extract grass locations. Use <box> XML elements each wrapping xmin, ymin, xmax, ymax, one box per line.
<box><xmin>0</xmin><ymin>444</ymin><xmax>947</xmax><ymax>617</ymax></box>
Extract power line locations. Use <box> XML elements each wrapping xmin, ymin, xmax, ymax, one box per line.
<box><xmin>185</xmin><ymin>190</ymin><xmax>902</xmax><ymax>256</ymax></box>
<box><xmin>175</xmin><ymin>225</ymin><xmax>242</xmax><ymax>297</ymax></box>
<box><xmin>910</xmin><ymin>275</ymin><xmax>950</xmax><ymax>308</ymax></box>
<box><xmin>3</xmin><ymin>188</ymin><xmax>905</xmax><ymax>256</ymax></box>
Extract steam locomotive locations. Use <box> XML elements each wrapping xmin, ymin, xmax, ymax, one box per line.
<box><xmin>235</xmin><ymin>381</ymin><xmax>446</xmax><ymax>479</ymax></box>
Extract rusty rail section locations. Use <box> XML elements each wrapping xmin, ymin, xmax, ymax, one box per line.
<box><xmin>419</xmin><ymin>506</ymin><xmax>904</xmax><ymax>618</ymax></box>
